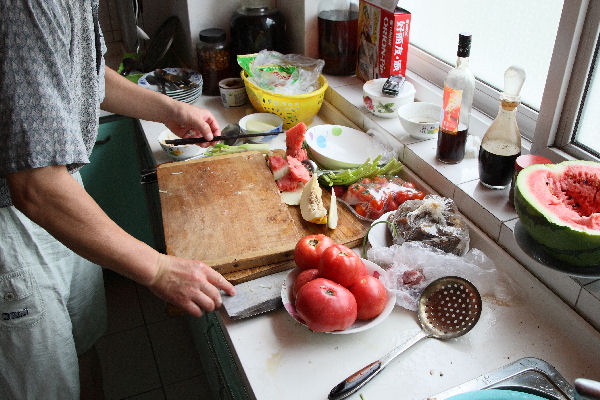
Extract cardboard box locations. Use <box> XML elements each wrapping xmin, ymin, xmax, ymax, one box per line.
<box><xmin>356</xmin><ymin>0</ymin><xmax>411</xmax><ymax>81</ymax></box>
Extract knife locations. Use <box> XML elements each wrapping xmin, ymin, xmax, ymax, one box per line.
<box><xmin>164</xmin><ymin>131</ymin><xmax>284</xmax><ymax>145</ymax></box>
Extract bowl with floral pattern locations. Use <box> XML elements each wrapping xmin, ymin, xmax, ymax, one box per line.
<box><xmin>362</xmin><ymin>78</ymin><xmax>415</xmax><ymax>119</ymax></box>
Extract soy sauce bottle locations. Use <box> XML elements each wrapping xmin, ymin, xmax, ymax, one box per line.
<box><xmin>436</xmin><ymin>33</ymin><xmax>475</xmax><ymax>164</ymax></box>
<box><xmin>478</xmin><ymin>66</ymin><xmax>526</xmax><ymax>189</ymax></box>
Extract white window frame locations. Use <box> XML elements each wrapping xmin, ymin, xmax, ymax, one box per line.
<box><xmin>531</xmin><ymin>0</ymin><xmax>600</xmax><ymax>162</ymax></box>
<box><xmin>406</xmin><ymin>42</ymin><xmax>538</xmax><ymax>141</ymax></box>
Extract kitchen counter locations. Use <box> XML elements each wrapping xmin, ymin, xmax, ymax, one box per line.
<box><xmin>138</xmin><ymin>80</ymin><xmax>600</xmax><ymax>400</ymax></box>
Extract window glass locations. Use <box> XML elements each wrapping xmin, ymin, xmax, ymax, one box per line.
<box><xmin>573</xmin><ymin>37</ymin><xmax>600</xmax><ymax>156</ymax></box>
<box><xmin>401</xmin><ymin>0</ymin><xmax>563</xmax><ymax>110</ymax></box>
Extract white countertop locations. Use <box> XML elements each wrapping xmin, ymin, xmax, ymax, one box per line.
<box><xmin>138</xmin><ymin>89</ymin><xmax>600</xmax><ymax>400</ymax></box>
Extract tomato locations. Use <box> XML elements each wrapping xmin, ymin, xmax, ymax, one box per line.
<box><xmin>349</xmin><ymin>275</ymin><xmax>388</xmax><ymax>320</ymax></box>
<box><xmin>385</xmin><ymin>196</ymin><xmax>399</xmax><ymax>212</ymax></box>
<box><xmin>355</xmin><ymin>203</ymin><xmax>368</xmax><ymax>217</ymax></box>
<box><xmin>292</xmin><ymin>268</ymin><xmax>320</xmax><ymax>301</ymax></box>
<box><xmin>295</xmin><ymin>278</ymin><xmax>357</xmax><ymax>332</ymax></box>
<box><xmin>372</xmin><ymin>176</ymin><xmax>388</xmax><ymax>185</ymax></box>
<box><xmin>332</xmin><ymin>185</ymin><xmax>346</xmax><ymax>198</ymax></box>
<box><xmin>294</xmin><ymin>234</ymin><xmax>334</xmax><ymax>270</ymax></box>
<box><xmin>319</xmin><ymin>244</ymin><xmax>365</xmax><ymax>287</ymax></box>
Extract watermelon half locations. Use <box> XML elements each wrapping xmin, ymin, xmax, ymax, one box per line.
<box><xmin>514</xmin><ymin>160</ymin><xmax>600</xmax><ymax>267</ymax></box>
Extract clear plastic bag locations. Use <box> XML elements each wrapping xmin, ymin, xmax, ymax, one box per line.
<box><xmin>367</xmin><ymin>242</ymin><xmax>517</xmax><ymax>311</ymax></box>
<box><xmin>387</xmin><ymin>194</ymin><xmax>470</xmax><ymax>256</ymax></box>
<box><xmin>244</xmin><ymin>50</ymin><xmax>325</xmax><ymax>95</ymax></box>
<box><xmin>340</xmin><ymin>176</ymin><xmax>426</xmax><ymax>221</ymax></box>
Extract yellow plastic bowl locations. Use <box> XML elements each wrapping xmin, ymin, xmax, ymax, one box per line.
<box><xmin>241</xmin><ymin>71</ymin><xmax>328</xmax><ymax>129</ymax></box>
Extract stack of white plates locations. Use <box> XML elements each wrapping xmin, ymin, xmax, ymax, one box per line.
<box><xmin>138</xmin><ymin>67</ymin><xmax>203</xmax><ymax>104</ymax></box>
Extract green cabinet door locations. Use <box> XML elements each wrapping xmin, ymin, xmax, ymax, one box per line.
<box><xmin>80</xmin><ymin>116</ymin><xmax>159</xmax><ymax>249</ymax></box>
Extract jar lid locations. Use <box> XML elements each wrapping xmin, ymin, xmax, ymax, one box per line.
<box><xmin>515</xmin><ymin>154</ymin><xmax>553</xmax><ymax>172</ymax></box>
<box><xmin>199</xmin><ymin>28</ymin><xmax>226</xmax><ymax>44</ymax></box>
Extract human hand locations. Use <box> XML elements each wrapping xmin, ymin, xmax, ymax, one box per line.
<box><xmin>164</xmin><ymin>103</ymin><xmax>222</xmax><ymax>148</ymax></box>
<box><xmin>148</xmin><ymin>254</ymin><xmax>236</xmax><ymax>317</ymax></box>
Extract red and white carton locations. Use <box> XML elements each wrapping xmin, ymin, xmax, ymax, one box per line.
<box><xmin>356</xmin><ymin>0</ymin><xmax>411</xmax><ymax>81</ymax></box>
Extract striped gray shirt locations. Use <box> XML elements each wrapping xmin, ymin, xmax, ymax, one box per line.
<box><xmin>0</xmin><ymin>0</ymin><xmax>106</xmax><ymax>207</ymax></box>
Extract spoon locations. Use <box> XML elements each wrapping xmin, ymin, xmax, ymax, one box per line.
<box><xmin>328</xmin><ymin>276</ymin><xmax>482</xmax><ymax>400</ymax></box>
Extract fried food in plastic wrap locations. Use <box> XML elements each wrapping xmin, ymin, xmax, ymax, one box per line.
<box><xmin>386</xmin><ymin>194</ymin><xmax>469</xmax><ymax>256</ymax></box>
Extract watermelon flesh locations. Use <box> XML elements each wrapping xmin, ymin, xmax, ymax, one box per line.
<box><xmin>286</xmin><ymin>122</ymin><xmax>307</xmax><ymax>159</ymax></box>
<box><xmin>268</xmin><ymin>155</ymin><xmax>289</xmax><ymax>180</ymax></box>
<box><xmin>515</xmin><ymin>160</ymin><xmax>600</xmax><ymax>266</ymax></box>
<box><xmin>286</xmin><ymin>156</ymin><xmax>310</xmax><ymax>183</ymax></box>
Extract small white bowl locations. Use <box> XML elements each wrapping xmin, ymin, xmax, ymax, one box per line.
<box><xmin>157</xmin><ymin>129</ymin><xmax>204</xmax><ymax>161</ymax></box>
<box><xmin>363</xmin><ymin>78</ymin><xmax>415</xmax><ymax>118</ymax></box>
<box><xmin>397</xmin><ymin>102</ymin><xmax>441</xmax><ymax>140</ymax></box>
<box><xmin>238</xmin><ymin>113</ymin><xmax>283</xmax><ymax>143</ymax></box>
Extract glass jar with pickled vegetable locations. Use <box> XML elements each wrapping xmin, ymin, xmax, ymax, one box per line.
<box><xmin>197</xmin><ymin>28</ymin><xmax>231</xmax><ymax>96</ymax></box>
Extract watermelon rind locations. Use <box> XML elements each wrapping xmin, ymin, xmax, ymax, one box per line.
<box><xmin>514</xmin><ymin>160</ymin><xmax>600</xmax><ymax>267</ymax></box>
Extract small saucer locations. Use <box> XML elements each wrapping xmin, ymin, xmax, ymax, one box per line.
<box><xmin>513</xmin><ymin>221</ymin><xmax>600</xmax><ymax>278</ymax></box>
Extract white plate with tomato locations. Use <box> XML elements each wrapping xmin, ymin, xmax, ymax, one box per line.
<box><xmin>281</xmin><ymin>258</ymin><xmax>396</xmax><ymax>334</ymax></box>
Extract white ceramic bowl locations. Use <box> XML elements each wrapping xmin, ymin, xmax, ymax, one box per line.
<box><xmin>157</xmin><ymin>129</ymin><xmax>204</xmax><ymax>161</ymax></box>
<box><xmin>397</xmin><ymin>102</ymin><xmax>441</xmax><ymax>140</ymax></box>
<box><xmin>305</xmin><ymin>124</ymin><xmax>385</xmax><ymax>169</ymax></box>
<box><xmin>363</xmin><ymin>78</ymin><xmax>415</xmax><ymax>118</ymax></box>
<box><xmin>238</xmin><ymin>113</ymin><xmax>284</xmax><ymax>143</ymax></box>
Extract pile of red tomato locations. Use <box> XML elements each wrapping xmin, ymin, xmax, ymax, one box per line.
<box><xmin>337</xmin><ymin>176</ymin><xmax>425</xmax><ymax>220</ymax></box>
<box><xmin>292</xmin><ymin>234</ymin><xmax>388</xmax><ymax>332</ymax></box>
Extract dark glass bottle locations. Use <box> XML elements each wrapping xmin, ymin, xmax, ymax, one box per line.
<box><xmin>230</xmin><ymin>0</ymin><xmax>287</xmax><ymax>74</ymax></box>
<box><xmin>318</xmin><ymin>0</ymin><xmax>359</xmax><ymax>75</ymax></box>
<box><xmin>437</xmin><ymin>33</ymin><xmax>475</xmax><ymax>164</ymax></box>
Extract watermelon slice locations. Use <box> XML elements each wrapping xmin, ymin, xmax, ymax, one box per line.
<box><xmin>277</xmin><ymin>172</ymin><xmax>300</xmax><ymax>192</ymax></box>
<box><xmin>515</xmin><ymin>160</ymin><xmax>600</xmax><ymax>267</ymax></box>
<box><xmin>286</xmin><ymin>122</ymin><xmax>307</xmax><ymax>158</ymax></box>
<box><xmin>268</xmin><ymin>155</ymin><xmax>289</xmax><ymax>180</ymax></box>
<box><xmin>289</xmin><ymin>148</ymin><xmax>308</xmax><ymax>162</ymax></box>
<box><xmin>287</xmin><ymin>156</ymin><xmax>310</xmax><ymax>183</ymax></box>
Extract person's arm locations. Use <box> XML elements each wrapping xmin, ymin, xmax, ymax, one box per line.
<box><xmin>100</xmin><ymin>67</ymin><xmax>220</xmax><ymax>147</ymax></box>
<box><xmin>6</xmin><ymin>165</ymin><xmax>235</xmax><ymax>316</ymax></box>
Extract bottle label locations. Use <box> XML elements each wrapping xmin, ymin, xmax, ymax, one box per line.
<box><xmin>441</xmin><ymin>86</ymin><xmax>463</xmax><ymax>134</ymax></box>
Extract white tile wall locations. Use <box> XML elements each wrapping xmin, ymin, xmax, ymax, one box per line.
<box><xmin>323</xmin><ymin>74</ymin><xmax>600</xmax><ymax>332</ymax></box>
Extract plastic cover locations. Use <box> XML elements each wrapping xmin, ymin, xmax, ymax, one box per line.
<box><xmin>387</xmin><ymin>194</ymin><xmax>470</xmax><ymax>256</ymax></box>
<box><xmin>367</xmin><ymin>242</ymin><xmax>517</xmax><ymax>311</ymax></box>
<box><xmin>242</xmin><ymin>50</ymin><xmax>325</xmax><ymax>95</ymax></box>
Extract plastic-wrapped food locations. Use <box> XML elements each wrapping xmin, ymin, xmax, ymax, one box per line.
<box><xmin>237</xmin><ymin>50</ymin><xmax>324</xmax><ymax>95</ymax></box>
<box><xmin>340</xmin><ymin>176</ymin><xmax>425</xmax><ymax>220</ymax></box>
<box><xmin>387</xmin><ymin>194</ymin><xmax>469</xmax><ymax>256</ymax></box>
<box><xmin>367</xmin><ymin>242</ymin><xmax>517</xmax><ymax>311</ymax></box>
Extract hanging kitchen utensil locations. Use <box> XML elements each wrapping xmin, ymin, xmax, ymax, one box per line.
<box><xmin>141</xmin><ymin>15</ymin><xmax>180</xmax><ymax>72</ymax></box>
<box><xmin>328</xmin><ymin>276</ymin><xmax>482</xmax><ymax>400</ymax></box>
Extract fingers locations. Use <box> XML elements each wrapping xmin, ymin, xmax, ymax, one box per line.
<box><xmin>205</xmin><ymin>268</ymin><xmax>236</xmax><ymax>296</ymax></box>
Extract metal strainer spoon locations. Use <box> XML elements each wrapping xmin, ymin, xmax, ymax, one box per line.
<box><xmin>328</xmin><ymin>276</ymin><xmax>482</xmax><ymax>400</ymax></box>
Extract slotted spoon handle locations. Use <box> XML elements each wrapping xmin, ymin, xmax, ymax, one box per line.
<box><xmin>328</xmin><ymin>330</ymin><xmax>429</xmax><ymax>400</ymax></box>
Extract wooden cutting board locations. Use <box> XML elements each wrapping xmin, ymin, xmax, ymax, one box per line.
<box><xmin>157</xmin><ymin>151</ymin><xmax>368</xmax><ymax>277</ymax></box>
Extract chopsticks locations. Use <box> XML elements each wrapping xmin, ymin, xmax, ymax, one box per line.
<box><xmin>165</xmin><ymin>131</ymin><xmax>284</xmax><ymax>145</ymax></box>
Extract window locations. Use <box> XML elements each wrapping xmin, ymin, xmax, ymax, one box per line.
<box><xmin>402</xmin><ymin>0</ymin><xmax>564</xmax><ymax>140</ymax></box>
<box><xmin>531</xmin><ymin>0</ymin><xmax>600</xmax><ymax>161</ymax></box>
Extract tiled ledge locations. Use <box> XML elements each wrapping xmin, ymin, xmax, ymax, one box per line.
<box><xmin>322</xmin><ymin>73</ymin><xmax>600</xmax><ymax>331</ymax></box>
